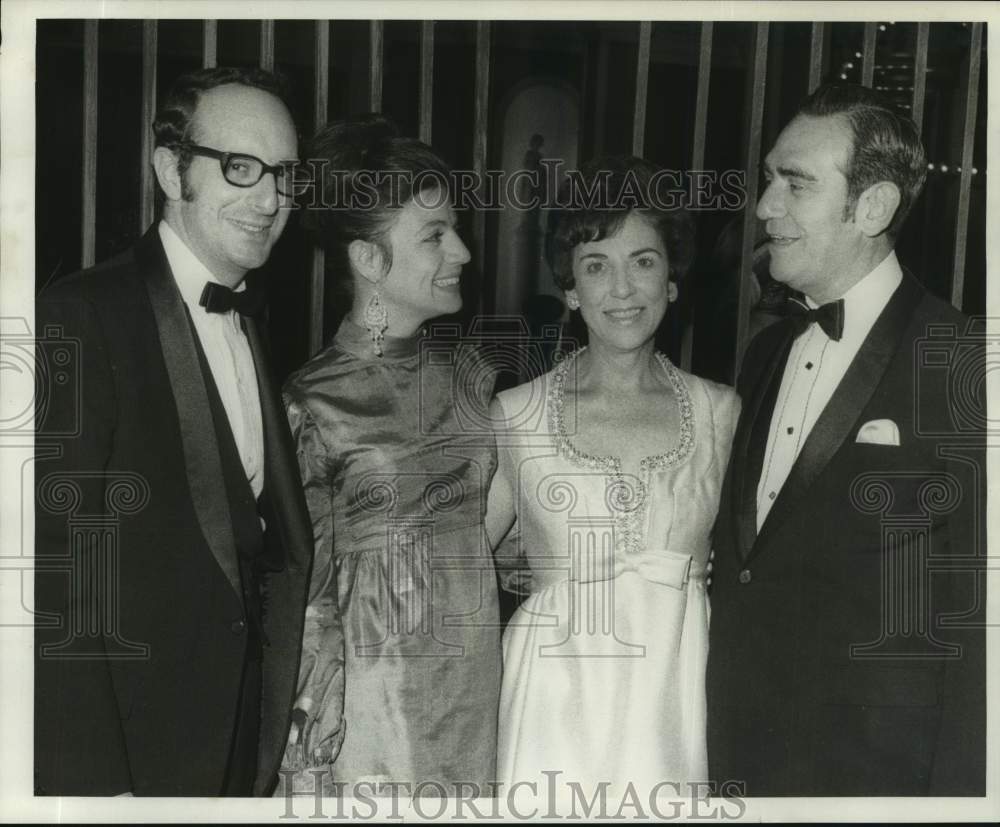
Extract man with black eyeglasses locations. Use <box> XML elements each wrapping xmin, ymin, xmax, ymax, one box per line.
<box><xmin>35</xmin><ymin>67</ymin><xmax>314</xmax><ymax>797</ymax></box>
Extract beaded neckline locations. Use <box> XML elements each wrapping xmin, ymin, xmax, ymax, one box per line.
<box><xmin>547</xmin><ymin>346</ymin><xmax>695</xmax><ymax>478</ymax></box>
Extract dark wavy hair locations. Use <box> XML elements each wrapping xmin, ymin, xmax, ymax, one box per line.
<box><xmin>545</xmin><ymin>156</ymin><xmax>696</xmax><ymax>292</ymax></box>
<box><xmin>152</xmin><ymin>66</ymin><xmax>294</xmax><ymax>190</ymax></box>
<box><xmin>798</xmin><ymin>82</ymin><xmax>926</xmax><ymax>238</ymax></box>
<box><xmin>301</xmin><ymin>114</ymin><xmax>453</xmax><ymax>301</ymax></box>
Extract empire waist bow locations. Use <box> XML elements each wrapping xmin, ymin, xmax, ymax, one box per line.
<box><xmin>570</xmin><ymin>548</ymin><xmax>705</xmax><ymax>589</ymax></box>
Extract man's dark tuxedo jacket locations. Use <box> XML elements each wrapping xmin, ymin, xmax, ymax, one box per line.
<box><xmin>34</xmin><ymin>228</ymin><xmax>313</xmax><ymax>796</ymax></box>
<box><xmin>706</xmin><ymin>272</ymin><xmax>986</xmax><ymax>796</ymax></box>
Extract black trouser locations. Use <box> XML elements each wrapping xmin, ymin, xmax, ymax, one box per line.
<box><xmin>221</xmin><ymin>560</ymin><xmax>264</xmax><ymax>796</ymax></box>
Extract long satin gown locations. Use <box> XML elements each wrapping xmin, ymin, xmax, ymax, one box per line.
<box><xmin>283</xmin><ymin>318</ymin><xmax>501</xmax><ymax>791</ymax></box>
<box><xmin>493</xmin><ymin>347</ymin><xmax>739</xmax><ymax>800</ymax></box>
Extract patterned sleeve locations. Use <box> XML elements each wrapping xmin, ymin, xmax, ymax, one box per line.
<box><xmin>283</xmin><ymin>394</ymin><xmax>346</xmax><ymax>770</ymax></box>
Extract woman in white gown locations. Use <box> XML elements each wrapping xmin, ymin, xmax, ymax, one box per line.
<box><xmin>486</xmin><ymin>157</ymin><xmax>740</xmax><ymax>805</ymax></box>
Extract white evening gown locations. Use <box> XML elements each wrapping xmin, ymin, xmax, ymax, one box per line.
<box><xmin>494</xmin><ymin>349</ymin><xmax>739</xmax><ymax>802</ymax></box>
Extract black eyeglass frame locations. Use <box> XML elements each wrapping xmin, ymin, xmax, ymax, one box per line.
<box><xmin>172</xmin><ymin>142</ymin><xmax>307</xmax><ymax>196</ymax></box>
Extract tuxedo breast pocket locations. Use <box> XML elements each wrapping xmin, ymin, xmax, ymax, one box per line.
<box><xmin>855</xmin><ymin>418</ymin><xmax>900</xmax><ymax>446</ymax></box>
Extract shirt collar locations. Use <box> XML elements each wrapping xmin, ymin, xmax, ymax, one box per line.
<box><xmin>806</xmin><ymin>250</ymin><xmax>903</xmax><ymax>344</ymax></box>
<box><xmin>158</xmin><ymin>220</ymin><xmax>246</xmax><ymax>313</ymax></box>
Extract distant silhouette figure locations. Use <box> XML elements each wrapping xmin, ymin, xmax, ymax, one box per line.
<box><xmin>515</xmin><ymin>134</ymin><xmax>546</xmax><ymax>296</ymax></box>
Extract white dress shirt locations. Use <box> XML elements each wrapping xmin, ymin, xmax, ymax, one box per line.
<box><xmin>158</xmin><ymin>221</ymin><xmax>265</xmax><ymax>499</ymax></box>
<box><xmin>755</xmin><ymin>251</ymin><xmax>903</xmax><ymax>531</ymax></box>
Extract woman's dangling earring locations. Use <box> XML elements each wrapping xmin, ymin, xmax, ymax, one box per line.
<box><xmin>365</xmin><ymin>289</ymin><xmax>389</xmax><ymax>357</ymax></box>
<box><xmin>566</xmin><ymin>291</ymin><xmax>580</xmax><ymax>311</ymax></box>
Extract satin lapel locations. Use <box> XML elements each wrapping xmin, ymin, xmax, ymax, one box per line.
<box><xmin>242</xmin><ymin>311</ymin><xmax>313</xmax><ymax>794</ymax></box>
<box><xmin>136</xmin><ymin>230</ymin><xmax>243</xmax><ymax>600</ymax></box>
<box><xmin>751</xmin><ymin>274</ymin><xmax>924</xmax><ymax>561</ymax></box>
<box><xmin>242</xmin><ymin>314</ymin><xmax>312</xmax><ymax>573</ymax></box>
<box><xmin>733</xmin><ymin>321</ymin><xmax>796</xmax><ymax>562</ymax></box>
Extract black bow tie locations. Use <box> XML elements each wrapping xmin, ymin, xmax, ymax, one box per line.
<box><xmin>199</xmin><ymin>281</ymin><xmax>265</xmax><ymax>317</ymax></box>
<box><xmin>786</xmin><ymin>297</ymin><xmax>845</xmax><ymax>342</ymax></box>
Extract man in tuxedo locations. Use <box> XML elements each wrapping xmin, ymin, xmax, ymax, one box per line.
<box><xmin>35</xmin><ymin>67</ymin><xmax>313</xmax><ymax>796</ymax></box>
<box><xmin>706</xmin><ymin>83</ymin><xmax>986</xmax><ymax>796</ymax></box>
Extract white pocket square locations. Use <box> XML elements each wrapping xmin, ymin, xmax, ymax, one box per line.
<box><xmin>856</xmin><ymin>419</ymin><xmax>900</xmax><ymax>446</ymax></box>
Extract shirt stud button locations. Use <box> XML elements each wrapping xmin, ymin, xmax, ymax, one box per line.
<box><xmin>739</xmin><ymin>569</ymin><xmax>752</xmax><ymax>585</ymax></box>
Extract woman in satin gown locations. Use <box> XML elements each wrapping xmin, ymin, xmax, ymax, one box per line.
<box><xmin>486</xmin><ymin>157</ymin><xmax>740</xmax><ymax>803</ymax></box>
<box><xmin>282</xmin><ymin>116</ymin><xmax>500</xmax><ymax>793</ymax></box>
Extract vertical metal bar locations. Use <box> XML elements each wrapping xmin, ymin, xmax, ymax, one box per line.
<box><xmin>690</xmin><ymin>23</ymin><xmax>713</xmax><ymax>172</ymax></box>
<box><xmin>951</xmin><ymin>22</ymin><xmax>983</xmax><ymax>311</ymax></box>
<box><xmin>202</xmin><ymin>20</ymin><xmax>218</xmax><ymax>69</ymax></box>
<box><xmin>681</xmin><ymin>21</ymin><xmax>713</xmax><ymax>374</ymax></box>
<box><xmin>593</xmin><ymin>37</ymin><xmax>609</xmax><ymax>156</ymax></box>
<box><xmin>734</xmin><ymin>22</ymin><xmax>769</xmax><ymax>380</ymax></box>
<box><xmin>631</xmin><ymin>21</ymin><xmax>652</xmax><ymax>156</ymax></box>
<box><xmin>763</xmin><ymin>24</ymin><xmax>785</xmax><ymax>145</ymax></box>
<box><xmin>861</xmin><ymin>22</ymin><xmax>877</xmax><ymax>88</ymax></box>
<box><xmin>808</xmin><ymin>22</ymin><xmax>826</xmax><ymax>93</ymax></box>
<box><xmin>473</xmin><ymin>21</ymin><xmax>491</xmax><ymax>312</ymax></box>
<box><xmin>911</xmin><ymin>23</ymin><xmax>930</xmax><ymax>135</ymax></box>
<box><xmin>312</xmin><ymin>22</ymin><xmax>331</xmax><ymax>139</ymax></box>
<box><xmin>369</xmin><ymin>21</ymin><xmax>384</xmax><ymax>112</ymax></box>
<box><xmin>419</xmin><ymin>21</ymin><xmax>435</xmax><ymax>144</ymax></box>
<box><xmin>260</xmin><ymin>20</ymin><xmax>275</xmax><ymax>71</ymax></box>
<box><xmin>139</xmin><ymin>21</ymin><xmax>158</xmax><ymax>233</ymax></box>
<box><xmin>81</xmin><ymin>21</ymin><xmax>99</xmax><ymax>268</ymax></box>
<box><xmin>313</xmin><ymin>22</ymin><xmax>330</xmax><ymax>157</ymax></box>
<box><xmin>309</xmin><ymin>21</ymin><xmax>331</xmax><ymax>356</ymax></box>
